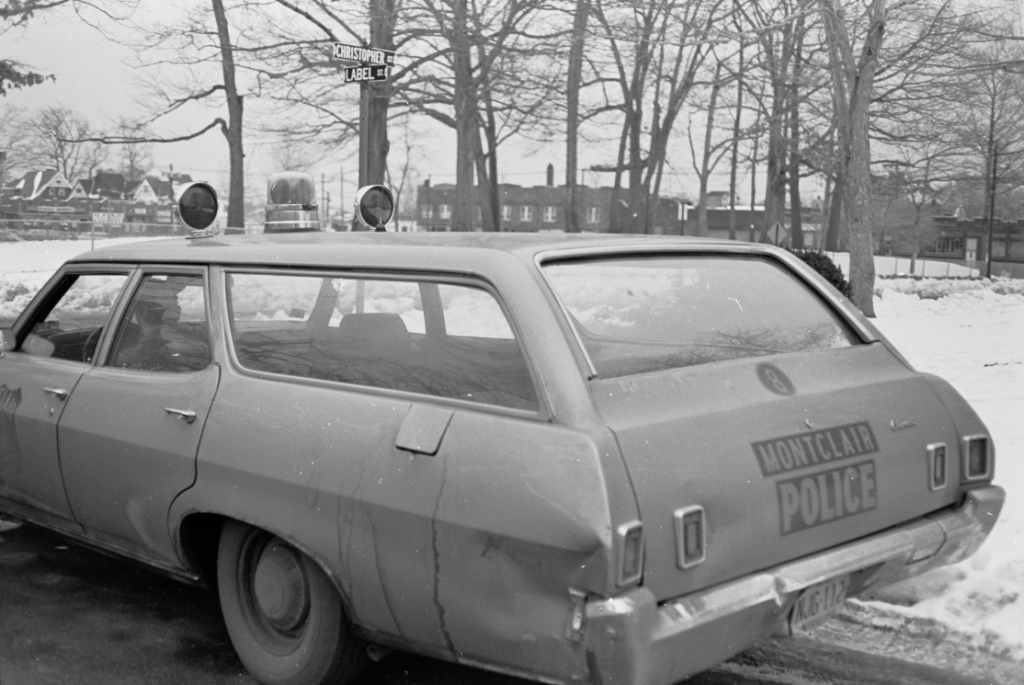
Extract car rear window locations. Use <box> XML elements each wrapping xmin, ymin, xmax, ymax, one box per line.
<box><xmin>225</xmin><ymin>272</ymin><xmax>538</xmax><ymax>411</ymax></box>
<box><xmin>543</xmin><ymin>255</ymin><xmax>858</xmax><ymax>378</ymax></box>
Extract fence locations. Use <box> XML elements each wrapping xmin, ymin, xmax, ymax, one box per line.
<box><xmin>1</xmin><ymin>218</ymin><xmax>186</xmax><ymax>240</ymax></box>
<box><xmin>0</xmin><ymin>220</ymin><xmax>183</xmax><ymax>276</ymax></box>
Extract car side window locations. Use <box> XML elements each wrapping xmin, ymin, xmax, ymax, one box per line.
<box><xmin>21</xmin><ymin>273</ymin><xmax>129</xmax><ymax>362</ymax></box>
<box><xmin>227</xmin><ymin>272</ymin><xmax>538</xmax><ymax>411</ymax></box>
<box><xmin>107</xmin><ymin>273</ymin><xmax>211</xmax><ymax>373</ymax></box>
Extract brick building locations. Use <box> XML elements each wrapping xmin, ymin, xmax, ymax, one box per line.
<box><xmin>416</xmin><ymin>180</ymin><xmax>685</xmax><ymax>233</ymax></box>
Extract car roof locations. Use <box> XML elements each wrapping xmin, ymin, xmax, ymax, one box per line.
<box><xmin>69</xmin><ymin>231</ymin><xmax>769</xmax><ymax>271</ymax></box>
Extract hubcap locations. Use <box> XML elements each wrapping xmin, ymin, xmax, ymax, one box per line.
<box><xmin>253</xmin><ymin>541</ymin><xmax>309</xmax><ymax>632</ymax></box>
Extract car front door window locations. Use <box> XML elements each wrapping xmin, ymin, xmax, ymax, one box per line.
<box><xmin>21</xmin><ymin>274</ymin><xmax>129</xmax><ymax>363</ymax></box>
<box><xmin>107</xmin><ymin>273</ymin><xmax>211</xmax><ymax>372</ymax></box>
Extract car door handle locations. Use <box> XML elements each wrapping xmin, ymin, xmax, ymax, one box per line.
<box><xmin>164</xmin><ymin>408</ymin><xmax>197</xmax><ymax>424</ymax></box>
<box><xmin>43</xmin><ymin>387</ymin><xmax>69</xmax><ymax>401</ymax></box>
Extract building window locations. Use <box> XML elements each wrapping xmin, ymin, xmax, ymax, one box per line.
<box><xmin>475</xmin><ymin>205</ymin><xmax>482</xmax><ymax>222</ymax></box>
<box><xmin>520</xmin><ymin>206</ymin><xmax>533</xmax><ymax>221</ymax></box>
<box><xmin>421</xmin><ymin>204</ymin><xmax>434</xmax><ymax>219</ymax></box>
<box><xmin>587</xmin><ymin>207</ymin><xmax>599</xmax><ymax>224</ymax></box>
<box><xmin>501</xmin><ymin>206</ymin><xmax>512</xmax><ymax>221</ymax></box>
<box><xmin>543</xmin><ymin>206</ymin><xmax>556</xmax><ymax>223</ymax></box>
<box><xmin>439</xmin><ymin>204</ymin><xmax>451</xmax><ymax>219</ymax></box>
<box><xmin>927</xmin><ymin>236</ymin><xmax>964</xmax><ymax>254</ymax></box>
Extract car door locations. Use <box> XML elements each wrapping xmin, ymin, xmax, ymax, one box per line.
<box><xmin>0</xmin><ymin>268</ymin><xmax>132</xmax><ymax>525</ymax></box>
<box><xmin>57</xmin><ymin>268</ymin><xmax>219</xmax><ymax>566</ymax></box>
<box><xmin>205</xmin><ymin>271</ymin><xmax>544</xmax><ymax>649</ymax></box>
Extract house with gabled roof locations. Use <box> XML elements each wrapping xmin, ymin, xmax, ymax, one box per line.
<box><xmin>126</xmin><ymin>178</ymin><xmax>159</xmax><ymax>204</ymax></box>
<box><xmin>91</xmin><ymin>171</ymin><xmax>128</xmax><ymax>200</ymax></box>
<box><xmin>69</xmin><ymin>178</ymin><xmax>94</xmax><ymax>200</ymax></box>
<box><xmin>11</xmin><ymin>169</ymin><xmax>74</xmax><ymax>202</ymax></box>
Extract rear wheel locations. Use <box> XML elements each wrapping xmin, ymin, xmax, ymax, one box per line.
<box><xmin>217</xmin><ymin>520</ymin><xmax>366</xmax><ymax>685</ymax></box>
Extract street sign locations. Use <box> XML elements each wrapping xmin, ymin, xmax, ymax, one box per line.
<box><xmin>344</xmin><ymin>65</ymin><xmax>389</xmax><ymax>83</ymax></box>
<box><xmin>333</xmin><ymin>43</ymin><xmax>395</xmax><ymax>68</ymax></box>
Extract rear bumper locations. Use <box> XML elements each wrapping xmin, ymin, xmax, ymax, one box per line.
<box><xmin>583</xmin><ymin>486</ymin><xmax>1005</xmax><ymax>685</ymax></box>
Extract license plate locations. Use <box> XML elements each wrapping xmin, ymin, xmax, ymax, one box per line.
<box><xmin>789</xmin><ymin>574</ymin><xmax>850</xmax><ymax>634</ymax></box>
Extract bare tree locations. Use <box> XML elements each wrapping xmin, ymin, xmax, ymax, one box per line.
<box><xmin>21</xmin><ymin>106</ymin><xmax>107</xmax><ymax>181</ymax></box>
<box><xmin>110</xmin><ymin>0</ymin><xmax>248</xmax><ymax>228</ymax></box>
<box><xmin>112</xmin><ymin>118</ymin><xmax>153</xmax><ymax>183</ymax></box>
<box><xmin>589</xmin><ymin>0</ymin><xmax>727</xmax><ymax>233</ymax></box>
<box><xmin>405</xmin><ymin>0</ymin><xmax>562</xmax><ymax>231</ymax></box>
<box><xmin>687</xmin><ymin>61</ymin><xmax>732</xmax><ymax>236</ymax></box>
<box><xmin>0</xmin><ymin>103</ymin><xmax>31</xmax><ymax>175</ymax></box>
<box><xmin>816</xmin><ymin>0</ymin><xmax>887</xmax><ymax>315</ymax></box>
<box><xmin>565</xmin><ymin>0</ymin><xmax>591</xmax><ymax>233</ymax></box>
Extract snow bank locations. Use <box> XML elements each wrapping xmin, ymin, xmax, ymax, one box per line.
<box><xmin>870</xmin><ymin>278</ymin><xmax>1024</xmax><ymax>662</ymax></box>
<box><xmin>0</xmin><ymin>238</ymin><xmax>163</xmax><ymax>322</ymax></box>
<box><xmin>828</xmin><ymin>252</ymin><xmax>981</xmax><ymax>278</ymax></box>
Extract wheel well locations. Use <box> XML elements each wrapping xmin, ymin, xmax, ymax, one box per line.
<box><xmin>178</xmin><ymin>513</ymin><xmax>226</xmax><ymax>590</ymax></box>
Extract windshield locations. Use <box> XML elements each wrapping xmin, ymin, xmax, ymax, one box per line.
<box><xmin>543</xmin><ymin>255</ymin><xmax>858</xmax><ymax>378</ymax></box>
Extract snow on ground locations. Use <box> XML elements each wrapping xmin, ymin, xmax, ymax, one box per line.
<box><xmin>1</xmin><ymin>241</ymin><xmax>1023</xmax><ymax>661</ymax></box>
<box><xmin>829</xmin><ymin>252</ymin><xmax>982</xmax><ymax>279</ymax></box>
<box><xmin>863</xmin><ymin>277</ymin><xmax>1024</xmax><ymax>661</ymax></box>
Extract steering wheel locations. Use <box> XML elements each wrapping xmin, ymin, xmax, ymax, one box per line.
<box><xmin>82</xmin><ymin>327</ymin><xmax>103</xmax><ymax>363</ymax></box>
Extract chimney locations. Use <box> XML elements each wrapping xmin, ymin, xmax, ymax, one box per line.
<box><xmin>546</xmin><ymin>164</ymin><xmax>554</xmax><ymax>187</ymax></box>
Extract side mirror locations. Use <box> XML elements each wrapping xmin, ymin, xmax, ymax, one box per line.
<box><xmin>178</xmin><ymin>182</ymin><xmax>219</xmax><ymax>236</ymax></box>
<box><xmin>354</xmin><ymin>185</ymin><xmax>395</xmax><ymax>231</ymax></box>
<box><xmin>1</xmin><ymin>328</ymin><xmax>15</xmax><ymax>354</ymax></box>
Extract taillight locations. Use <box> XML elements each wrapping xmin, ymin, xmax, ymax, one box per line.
<box><xmin>617</xmin><ymin>522</ymin><xmax>644</xmax><ymax>586</ymax></box>
<box><xmin>674</xmin><ymin>506</ymin><xmax>706</xmax><ymax>569</ymax></box>
<box><xmin>962</xmin><ymin>435</ymin><xmax>993</xmax><ymax>481</ymax></box>
<box><xmin>927</xmin><ymin>443</ymin><xmax>947</xmax><ymax>490</ymax></box>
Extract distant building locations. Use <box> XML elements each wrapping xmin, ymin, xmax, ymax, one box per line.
<box><xmin>416</xmin><ymin>180</ymin><xmax>685</xmax><ymax>234</ymax></box>
<box><xmin>91</xmin><ymin>171</ymin><xmax>128</xmax><ymax>200</ymax></box>
<box><xmin>681</xmin><ymin>204</ymin><xmax>823</xmax><ymax>248</ymax></box>
<box><xmin>925</xmin><ymin>216</ymin><xmax>1024</xmax><ymax>262</ymax></box>
<box><xmin>9</xmin><ymin>169</ymin><xmax>73</xmax><ymax>202</ymax></box>
<box><xmin>1</xmin><ymin>167</ymin><xmax>196</xmax><ymax>235</ymax></box>
<box><xmin>69</xmin><ymin>178</ymin><xmax>94</xmax><ymax>200</ymax></box>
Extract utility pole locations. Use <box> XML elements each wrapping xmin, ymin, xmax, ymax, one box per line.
<box><xmin>0</xmin><ymin>151</ymin><xmax>6</xmax><ymax>213</ymax></box>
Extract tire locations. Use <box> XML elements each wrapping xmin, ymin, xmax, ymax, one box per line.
<box><xmin>217</xmin><ymin>520</ymin><xmax>367</xmax><ymax>685</ymax></box>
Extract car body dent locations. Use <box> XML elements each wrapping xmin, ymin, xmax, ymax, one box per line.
<box><xmin>172</xmin><ymin>350</ymin><xmax>621</xmax><ymax>680</ymax></box>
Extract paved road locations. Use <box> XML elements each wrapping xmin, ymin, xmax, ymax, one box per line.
<box><xmin>0</xmin><ymin>521</ymin><xmax>1013</xmax><ymax>685</ymax></box>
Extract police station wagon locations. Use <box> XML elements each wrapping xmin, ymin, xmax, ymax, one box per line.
<box><xmin>0</xmin><ymin>180</ymin><xmax>1004</xmax><ymax>685</ymax></box>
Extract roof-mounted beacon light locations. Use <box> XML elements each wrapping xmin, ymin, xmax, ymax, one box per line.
<box><xmin>265</xmin><ymin>171</ymin><xmax>321</xmax><ymax>233</ymax></box>
<box><xmin>178</xmin><ymin>182</ymin><xmax>219</xmax><ymax>239</ymax></box>
<box><xmin>353</xmin><ymin>184</ymin><xmax>395</xmax><ymax>231</ymax></box>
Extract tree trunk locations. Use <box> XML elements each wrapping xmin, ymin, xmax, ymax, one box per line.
<box><xmin>451</xmin><ymin>0</ymin><xmax>475</xmax><ymax>232</ymax></box>
<box><xmin>695</xmin><ymin>64</ymin><xmax>723</xmax><ymax>237</ymax></box>
<box><xmin>211</xmin><ymin>0</ymin><xmax>244</xmax><ymax>230</ymax></box>
<box><xmin>729</xmin><ymin>41</ymin><xmax>743</xmax><ymax>241</ymax></box>
<box><xmin>819</xmin><ymin>0</ymin><xmax>884</xmax><ymax>315</ymax></box>
<box><xmin>825</xmin><ymin>170</ymin><xmax>843</xmax><ymax>251</ymax></box>
<box><xmin>788</xmin><ymin>14</ymin><xmax>806</xmax><ymax>249</ymax></box>
<box><xmin>565</xmin><ymin>0</ymin><xmax>590</xmax><ymax>233</ymax></box>
<box><xmin>473</xmin><ymin>42</ymin><xmax>501</xmax><ymax>233</ymax></box>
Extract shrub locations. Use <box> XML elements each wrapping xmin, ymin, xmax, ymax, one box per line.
<box><xmin>787</xmin><ymin>249</ymin><xmax>853</xmax><ymax>298</ymax></box>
